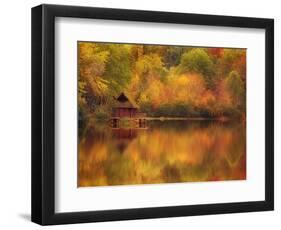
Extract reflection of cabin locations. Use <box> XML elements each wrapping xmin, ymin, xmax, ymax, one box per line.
<box><xmin>112</xmin><ymin>128</ymin><xmax>138</xmax><ymax>153</ymax></box>
<box><xmin>110</xmin><ymin>92</ymin><xmax>146</xmax><ymax>128</ymax></box>
<box><xmin>112</xmin><ymin>128</ymin><xmax>137</xmax><ymax>139</ymax></box>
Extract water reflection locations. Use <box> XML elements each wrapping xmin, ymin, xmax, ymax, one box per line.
<box><xmin>78</xmin><ymin>120</ymin><xmax>246</xmax><ymax>187</ymax></box>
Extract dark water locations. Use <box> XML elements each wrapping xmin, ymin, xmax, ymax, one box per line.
<box><xmin>78</xmin><ymin>120</ymin><xmax>246</xmax><ymax>187</ymax></box>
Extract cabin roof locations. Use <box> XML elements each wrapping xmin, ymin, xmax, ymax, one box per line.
<box><xmin>114</xmin><ymin>92</ymin><xmax>139</xmax><ymax>109</ymax></box>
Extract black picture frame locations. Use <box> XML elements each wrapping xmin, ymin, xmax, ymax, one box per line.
<box><xmin>31</xmin><ymin>4</ymin><xmax>274</xmax><ymax>225</ymax></box>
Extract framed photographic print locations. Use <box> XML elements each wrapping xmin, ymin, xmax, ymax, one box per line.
<box><xmin>31</xmin><ymin>4</ymin><xmax>274</xmax><ymax>225</ymax></box>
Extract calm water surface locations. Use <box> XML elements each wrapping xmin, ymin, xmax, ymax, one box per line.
<box><xmin>78</xmin><ymin>120</ymin><xmax>246</xmax><ymax>187</ymax></box>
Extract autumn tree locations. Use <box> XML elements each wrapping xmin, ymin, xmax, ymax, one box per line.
<box><xmin>78</xmin><ymin>42</ymin><xmax>246</xmax><ymax>119</ymax></box>
<box><xmin>177</xmin><ymin>48</ymin><xmax>215</xmax><ymax>88</ymax></box>
<box><xmin>218</xmin><ymin>49</ymin><xmax>246</xmax><ymax>81</ymax></box>
<box><xmin>163</xmin><ymin>47</ymin><xmax>189</xmax><ymax>68</ymax></box>
<box><xmin>102</xmin><ymin>44</ymin><xmax>133</xmax><ymax>95</ymax></box>
<box><xmin>224</xmin><ymin>70</ymin><xmax>244</xmax><ymax>111</ymax></box>
<box><xmin>134</xmin><ymin>53</ymin><xmax>168</xmax><ymax>101</ymax></box>
<box><xmin>78</xmin><ymin>43</ymin><xmax>109</xmax><ymax>111</ymax></box>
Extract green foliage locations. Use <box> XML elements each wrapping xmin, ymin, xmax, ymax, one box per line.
<box><xmin>95</xmin><ymin>106</ymin><xmax>110</xmax><ymax>120</ymax></box>
<box><xmin>163</xmin><ymin>47</ymin><xmax>186</xmax><ymax>68</ymax></box>
<box><xmin>136</xmin><ymin>54</ymin><xmax>168</xmax><ymax>78</ymax></box>
<box><xmin>153</xmin><ymin>103</ymin><xmax>193</xmax><ymax>117</ymax></box>
<box><xmin>103</xmin><ymin>44</ymin><xmax>132</xmax><ymax>95</ymax></box>
<box><xmin>135</xmin><ymin>53</ymin><xmax>168</xmax><ymax>96</ymax></box>
<box><xmin>143</xmin><ymin>45</ymin><xmax>167</xmax><ymax>57</ymax></box>
<box><xmin>225</xmin><ymin>71</ymin><xmax>244</xmax><ymax>105</ymax></box>
<box><xmin>177</xmin><ymin>48</ymin><xmax>214</xmax><ymax>87</ymax></box>
<box><xmin>141</xmin><ymin>102</ymin><xmax>196</xmax><ymax>117</ymax></box>
<box><xmin>139</xmin><ymin>101</ymin><xmax>154</xmax><ymax>115</ymax></box>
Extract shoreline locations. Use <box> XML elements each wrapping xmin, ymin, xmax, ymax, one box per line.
<box><xmin>83</xmin><ymin>115</ymin><xmax>241</xmax><ymax>122</ymax></box>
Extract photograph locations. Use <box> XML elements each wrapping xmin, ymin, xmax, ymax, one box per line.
<box><xmin>30</xmin><ymin>3</ymin><xmax>274</xmax><ymax>225</ymax></box>
<box><xmin>78</xmin><ymin>42</ymin><xmax>247</xmax><ymax>187</ymax></box>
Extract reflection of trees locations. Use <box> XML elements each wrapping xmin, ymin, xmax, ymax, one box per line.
<box><xmin>78</xmin><ymin>121</ymin><xmax>246</xmax><ymax>186</ymax></box>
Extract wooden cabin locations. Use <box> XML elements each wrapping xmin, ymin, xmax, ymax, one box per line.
<box><xmin>110</xmin><ymin>92</ymin><xmax>146</xmax><ymax>128</ymax></box>
<box><xmin>112</xmin><ymin>92</ymin><xmax>139</xmax><ymax>118</ymax></box>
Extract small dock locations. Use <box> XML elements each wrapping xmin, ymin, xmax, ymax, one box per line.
<box><xmin>110</xmin><ymin>116</ymin><xmax>147</xmax><ymax>129</ymax></box>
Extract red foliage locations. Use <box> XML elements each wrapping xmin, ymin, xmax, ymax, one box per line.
<box><xmin>208</xmin><ymin>48</ymin><xmax>224</xmax><ymax>58</ymax></box>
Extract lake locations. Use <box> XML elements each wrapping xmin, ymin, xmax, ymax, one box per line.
<box><xmin>78</xmin><ymin>120</ymin><xmax>246</xmax><ymax>187</ymax></box>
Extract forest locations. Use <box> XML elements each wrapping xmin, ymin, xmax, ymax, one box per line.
<box><xmin>78</xmin><ymin>42</ymin><xmax>246</xmax><ymax>120</ymax></box>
